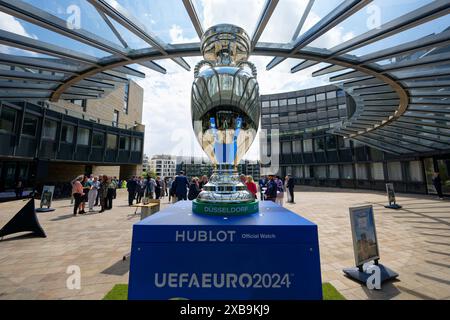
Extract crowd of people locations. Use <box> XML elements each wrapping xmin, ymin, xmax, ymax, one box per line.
<box><xmin>126</xmin><ymin>175</ymin><xmax>172</xmax><ymax>206</ymax></box>
<box><xmin>71</xmin><ymin>171</ymin><xmax>297</xmax><ymax>215</ymax></box>
<box><xmin>71</xmin><ymin>174</ymin><xmax>118</xmax><ymax>216</ymax></box>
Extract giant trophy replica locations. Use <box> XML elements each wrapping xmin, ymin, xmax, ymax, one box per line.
<box><xmin>191</xmin><ymin>24</ymin><xmax>259</xmax><ymax>215</ymax></box>
<box><xmin>128</xmin><ymin>24</ymin><xmax>323</xmax><ymax>300</ymax></box>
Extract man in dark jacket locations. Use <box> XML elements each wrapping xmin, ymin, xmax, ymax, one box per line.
<box><xmin>127</xmin><ymin>176</ymin><xmax>137</xmax><ymax>206</ymax></box>
<box><xmin>432</xmin><ymin>171</ymin><xmax>444</xmax><ymax>200</ymax></box>
<box><xmin>264</xmin><ymin>175</ymin><xmax>278</xmax><ymax>202</ymax></box>
<box><xmin>172</xmin><ymin>171</ymin><xmax>190</xmax><ymax>201</ymax></box>
<box><xmin>286</xmin><ymin>174</ymin><xmax>295</xmax><ymax>203</ymax></box>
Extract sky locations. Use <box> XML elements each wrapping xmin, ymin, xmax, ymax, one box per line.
<box><xmin>0</xmin><ymin>0</ymin><xmax>448</xmax><ymax>160</ymax></box>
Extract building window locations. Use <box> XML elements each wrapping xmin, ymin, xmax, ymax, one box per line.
<box><xmin>371</xmin><ymin>162</ymin><xmax>384</xmax><ymax>180</ymax></box>
<box><xmin>303</xmin><ymin>139</ymin><xmax>313</xmax><ymax>152</ymax></box>
<box><xmin>297</xmin><ymin>96</ymin><xmax>305</xmax><ymax>104</ymax></box>
<box><xmin>295</xmin><ymin>166</ymin><xmax>303</xmax><ymax>178</ymax></box>
<box><xmin>387</xmin><ymin>161</ymin><xmax>402</xmax><ymax>181</ymax></box>
<box><xmin>325</xmin><ymin>136</ymin><xmax>337</xmax><ymax>150</ymax></box>
<box><xmin>132</xmin><ymin>138</ymin><xmax>142</xmax><ymax>152</ymax></box>
<box><xmin>77</xmin><ymin>128</ymin><xmax>90</xmax><ymax>146</ymax></box>
<box><xmin>279</xmin><ymin>99</ymin><xmax>287</xmax><ymax>106</ymax></box>
<box><xmin>42</xmin><ymin>119</ymin><xmax>57</xmax><ymax>140</ymax></box>
<box><xmin>282</xmin><ymin>141</ymin><xmax>291</xmax><ymax>155</ymax></box>
<box><xmin>288</xmin><ymin>98</ymin><xmax>296</xmax><ymax>105</ymax></box>
<box><xmin>342</xmin><ymin>164</ymin><xmax>354</xmax><ymax>179</ymax></box>
<box><xmin>329</xmin><ymin>165</ymin><xmax>339</xmax><ymax>179</ymax></box>
<box><xmin>338</xmin><ymin>136</ymin><xmax>351</xmax><ymax>149</ymax></box>
<box><xmin>355</xmin><ymin>163</ymin><xmax>368</xmax><ymax>180</ymax></box>
<box><xmin>270</xmin><ymin>100</ymin><xmax>278</xmax><ymax>107</ymax></box>
<box><xmin>316</xmin><ymin>93</ymin><xmax>326</xmax><ymax>101</ymax></box>
<box><xmin>314</xmin><ymin>137</ymin><xmax>325</xmax><ymax>152</ymax></box>
<box><xmin>292</xmin><ymin>140</ymin><xmax>301</xmax><ymax>154</ymax></box>
<box><xmin>123</xmin><ymin>82</ymin><xmax>130</xmax><ymax>114</ymax></box>
<box><xmin>71</xmin><ymin>99</ymin><xmax>87</xmax><ymax>112</ymax></box>
<box><xmin>61</xmin><ymin>124</ymin><xmax>74</xmax><ymax>143</ymax></box>
<box><xmin>315</xmin><ymin>166</ymin><xmax>327</xmax><ymax>179</ymax></box>
<box><xmin>262</xmin><ymin>101</ymin><xmax>270</xmax><ymax>108</ymax></box>
<box><xmin>0</xmin><ymin>106</ymin><xmax>16</xmax><ymax>133</ymax></box>
<box><xmin>22</xmin><ymin>114</ymin><xmax>38</xmax><ymax>137</ymax></box>
<box><xmin>326</xmin><ymin>91</ymin><xmax>337</xmax><ymax>99</ymax></box>
<box><xmin>337</xmin><ymin>89</ymin><xmax>345</xmax><ymax>97</ymax></box>
<box><xmin>107</xmin><ymin>134</ymin><xmax>117</xmax><ymax>150</ymax></box>
<box><xmin>408</xmin><ymin>161</ymin><xmax>423</xmax><ymax>182</ymax></box>
<box><xmin>92</xmin><ymin>132</ymin><xmax>104</xmax><ymax>147</ymax></box>
<box><xmin>306</xmin><ymin>95</ymin><xmax>315</xmax><ymax>103</ymax></box>
<box><xmin>113</xmin><ymin>110</ymin><xmax>119</xmax><ymax>127</ymax></box>
<box><xmin>120</xmin><ymin>136</ymin><xmax>130</xmax><ymax>150</ymax></box>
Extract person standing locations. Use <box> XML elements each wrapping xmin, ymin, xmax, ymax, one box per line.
<box><xmin>246</xmin><ymin>176</ymin><xmax>258</xmax><ymax>199</ymax></box>
<box><xmin>264</xmin><ymin>175</ymin><xmax>278</xmax><ymax>202</ymax></box>
<box><xmin>112</xmin><ymin>176</ymin><xmax>118</xmax><ymax>199</ymax></box>
<box><xmin>72</xmin><ymin>175</ymin><xmax>84</xmax><ymax>216</ymax></box>
<box><xmin>172</xmin><ymin>171</ymin><xmax>189</xmax><ymax>201</ymax></box>
<box><xmin>88</xmin><ymin>176</ymin><xmax>99</xmax><ymax>212</ymax></box>
<box><xmin>275</xmin><ymin>176</ymin><xmax>284</xmax><ymax>207</ymax></box>
<box><xmin>146</xmin><ymin>176</ymin><xmax>156</xmax><ymax>199</ymax></box>
<box><xmin>106</xmin><ymin>177</ymin><xmax>116</xmax><ymax>210</ymax></box>
<box><xmin>168</xmin><ymin>177</ymin><xmax>174</xmax><ymax>202</ymax></box>
<box><xmin>79</xmin><ymin>175</ymin><xmax>89</xmax><ymax>214</ymax></box>
<box><xmin>15</xmin><ymin>180</ymin><xmax>24</xmax><ymax>199</ymax></box>
<box><xmin>432</xmin><ymin>171</ymin><xmax>444</xmax><ymax>200</ymax></box>
<box><xmin>135</xmin><ymin>177</ymin><xmax>144</xmax><ymax>203</ymax></box>
<box><xmin>199</xmin><ymin>175</ymin><xmax>209</xmax><ymax>190</ymax></box>
<box><xmin>127</xmin><ymin>176</ymin><xmax>137</xmax><ymax>206</ymax></box>
<box><xmin>286</xmin><ymin>174</ymin><xmax>295</xmax><ymax>203</ymax></box>
<box><xmin>188</xmin><ymin>177</ymin><xmax>201</xmax><ymax>200</ymax></box>
<box><xmin>99</xmin><ymin>175</ymin><xmax>109</xmax><ymax>213</ymax></box>
<box><xmin>155</xmin><ymin>176</ymin><xmax>162</xmax><ymax>199</ymax></box>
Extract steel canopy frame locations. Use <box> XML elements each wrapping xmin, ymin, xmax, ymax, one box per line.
<box><xmin>0</xmin><ymin>0</ymin><xmax>449</xmax><ymax>155</ymax></box>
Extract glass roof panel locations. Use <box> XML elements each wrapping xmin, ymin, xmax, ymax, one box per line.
<box><xmin>114</xmin><ymin>0</ymin><xmax>200</xmax><ymax>45</ymax></box>
<box><xmin>308</xmin><ymin>0</ymin><xmax>434</xmax><ymax>50</ymax></box>
<box><xmin>348</xmin><ymin>14</ymin><xmax>450</xmax><ymax>57</ymax></box>
<box><xmin>259</xmin><ymin>0</ymin><xmax>345</xmax><ymax>44</ymax></box>
<box><xmin>2</xmin><ymin>13</ymin><xmax>111</xmax><ymax>58</ymax></box>
<box><xmin>22</xmin><ymin>0</ymin><xmax>126</xmax><ymax>48</ymax></box>
<box><xmin>192</xmin><ymin>0</ymin><xmax>266</xmax><ymax>36</ymax></box>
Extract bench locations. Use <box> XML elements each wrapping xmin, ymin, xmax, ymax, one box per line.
<box><xmin>131</xmin><ymin>200</ymin><xmax>160</xmax><ymax>220</ymax></box>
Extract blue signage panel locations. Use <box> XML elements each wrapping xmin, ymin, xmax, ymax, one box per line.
<box><xmin>128</xmin><ymin>201</ymin><xmax>322</xmax><ymax>300</ymax></box>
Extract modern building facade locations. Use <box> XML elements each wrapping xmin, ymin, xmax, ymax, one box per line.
<box><xmin>149</xmin><ymin>155</ymin><xmax>176</xmax><ymax>178</ymax></box>
<box><xmin>0</xmin><ymin>80</ymin><xmax>144</xmax><ymax>197</ymax></box>
<box><xmin>260</xmin><ymin>84</ymin><xmax>450</xmax><ymax>195</ymax></box>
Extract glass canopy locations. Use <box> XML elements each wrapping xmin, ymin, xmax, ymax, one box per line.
<box><xmin>0</xmin><ymin>0</ymin><xmax>449</xmax><ymax>155</ymax></box>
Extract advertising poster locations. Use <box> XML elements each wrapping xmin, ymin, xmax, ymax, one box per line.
<box><xmin>349</xmin><ymin>205</ymin><xmax>380</xmax><ymax>267</ymax></box>
<box><xmin>40</xmin><ymin>185</ymin><xmax>55</xmax><ymax>209</ymax></box>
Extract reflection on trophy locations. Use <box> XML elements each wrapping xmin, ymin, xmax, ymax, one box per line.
<box><xmin>191</xmin><ymin>24</ymin><xmax>260</xmax><ymax>216</ymax></box>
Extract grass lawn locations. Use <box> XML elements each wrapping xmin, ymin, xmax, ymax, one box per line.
<box><xmin>103</xmin><ymin>283</ymin><xmax>346</xmax><ymax>300</ymax></box>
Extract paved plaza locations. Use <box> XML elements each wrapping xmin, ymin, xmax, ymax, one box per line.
<box><xmin>0</xmin><ymin>187</ymin><xmax>449</xmax><ymax>300</ymax></box>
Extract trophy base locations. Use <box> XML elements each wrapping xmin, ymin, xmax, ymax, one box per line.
<box><xmin>192</xmin><ymin>199</ymin><xmax>259</xmax><ymax>216</ymax></box>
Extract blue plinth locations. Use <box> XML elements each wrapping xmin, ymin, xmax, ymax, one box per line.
<box><xmin>128</xmin><ymin>201</ymin><xmax>322</xmax><ymax>300</ymax></box>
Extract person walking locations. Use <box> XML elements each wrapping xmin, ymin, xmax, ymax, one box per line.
<box><xmin>79</xmin><ymin>175</ymin><xmax>89</xmax><ymax>214</ymax></box>
<box><xmin>72</xmin><ymin>175</ymin><xmax>84</xmax><ymax>216</ymax></box>
<box><xmin>172</xmin><ymin>171</ymin><xmax>189</xmax><ymax>201</ymax></box>
<box><xmin>99</xmin><ymin>175</ymin><xmax>109</xmax><ymax>213</ymax></box>
<box><xmin>246</xmin><ymin>175</ymin><xmax>258</xmax><ymax>199</ymax></box>
<box><xmin>155</xmin><ymin>176</ymin><xmax>162</xmax><ymax>199</ymax></box>
<box><xmin>432</xmin><ymin>171</ymin><xmax>444</xmax><ymax>200</ymax></box>
<box><xmin>188</xmin><ymin>177</ymin><xmax>201</xmax><ymax>200</ymax></box>
<box><xmin>88</xmin><ymin>176</ymin><xmax>99</xmax><ymax>212</ymax></box>
<box><xmin>264</xmin><ymin>175</ymin><xmax>278</xmax><ymax>202</ymax></box>
<box><xmin>127</xmin><ymin>176</ymin><xmax>137</xmax><ymax>206</ymax></box>
<box><xmin>275</xmin><ymin>176</ymin><xmax>285</xmax><ymax>207</ymax></box>
<box><xmin>286</xmin><ymin>174</ymin><xmax>295</xmax><ymax>203</ymax></box>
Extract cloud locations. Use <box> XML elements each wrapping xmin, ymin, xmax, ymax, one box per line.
<box><xmin>0</xmin><ymin>12</ymin><xmax>37</xmax><ymax>55</ymax></box>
